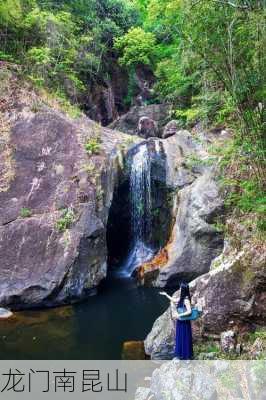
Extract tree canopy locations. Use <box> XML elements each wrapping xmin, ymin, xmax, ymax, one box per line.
<box><xmin>0</xmin><ymin>0</ymin><xmax>265</xmax><ymax>223</ymax></box>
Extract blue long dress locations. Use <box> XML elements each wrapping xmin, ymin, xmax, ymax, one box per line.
<box><xmin>175</xmin><ymin>300</ymin><xmax>193</xmax><ymax>360</ymax></box>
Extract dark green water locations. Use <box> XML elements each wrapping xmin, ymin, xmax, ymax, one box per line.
<box><xmin>0</xmin><ymin>276</ymin><xmax>169</xmax><ymax>360</ymax></box>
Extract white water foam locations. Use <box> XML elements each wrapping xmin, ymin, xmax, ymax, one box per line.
<box><xmin>116</xmin><ymin>144</ymin><xmax>154</xmax><ymax>277</ymax></box>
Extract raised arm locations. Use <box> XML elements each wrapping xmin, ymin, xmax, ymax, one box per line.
<box><xmin>159</xmin><ymin>291</ymin><xmax>178</xmax><ymax>304</ymax></box>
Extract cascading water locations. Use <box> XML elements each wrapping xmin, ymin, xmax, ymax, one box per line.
<box><xmin>131</xmin><ymin>144</ymin><xmax>151</xmax><ymax>244</ymax></box>
<box><xmin>117</xmin><ymin>143</ymin><xmax>154</xmax><ymax>277</ymax></box>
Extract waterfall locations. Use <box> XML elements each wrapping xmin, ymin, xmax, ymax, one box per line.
<box><xmin>117</xmin><ymin>143</ymin><xmax>154</xmax><ymax>277</ymax></box>
<box><xmin>131</xmin><ymin>144</ymin><xmax>151</xmax><ymax>244</ymax></box>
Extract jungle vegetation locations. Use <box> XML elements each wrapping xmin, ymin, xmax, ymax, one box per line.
<box><xmin>0</xmin><ymin>0</ymin><xmax>265</xmax><ymax>231</ymax></box>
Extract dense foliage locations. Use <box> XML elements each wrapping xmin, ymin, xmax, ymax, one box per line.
<box><xmin>0</xmin><ymin>0</ymin><xmax>265</xmax><ymax>227</ymax></box>
<box><xmin>116</xmin><ymin>0</ymin><xmax>266</xmax><ymax>229</ymax></box>
<box><xmin>0</xmin><ymin>0</ymin><xmax>138</xmax><ymax>100</ymax></box>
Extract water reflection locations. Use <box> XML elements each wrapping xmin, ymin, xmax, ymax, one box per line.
<box><xmin>0</xmin><ymin>277</ymin><xmax>168</xmax><ymax>359</ymax></box>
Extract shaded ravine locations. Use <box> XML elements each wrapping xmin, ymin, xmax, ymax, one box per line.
<box><xmin>107</xmin><ymin>138</ymin><xmax>174</xmax><ymax>281</ymax></box>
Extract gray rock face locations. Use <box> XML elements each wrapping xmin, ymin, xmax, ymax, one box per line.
<box><xmin>162</xmin><ymin>120</ymin><xmax>181</xmax><ymax>139</ymax></box>
<box><xmin>155</xmin><ymin>171</ymin><xmax>224</xmax><ymax>287</ymax></box>
<box><xmin>148</xmin><ymin>361</ymin><xmax>217</xmax><ymax>400</ymax></box>
<box><xmin>109</xmin><ymin>104</ymin><xmax>170</xmax><ymax>137</ymax></box>
<box><xmin>139</xmin><ymin>130</ymin><xmax>224</xmax><ymax>287</ymax></box>
<box><xmin>79</xmin><ymin>64</ymin><xmax>128</xmax><ymax>125</ymax></box>
<box><xmin>145</xmin><ymin>242</ymin><xmax>266</xmax><ymax>359</ymax></box>
<box><xmin>145</xmin><ymin>307</ymin><xmax>176</xmax><ymax>360</ymax></box>
<box><xmin>162</xmin><ymin>130</ymin><xmax>206</xmax><ymax>188</ymax></box>
<box><xmin>0</xmin><ymin>109</ymin><xmax>134</xmax><ymax>309</ymax></box>
<box><xmin>136</xmin><ymin>360</ymin><xmax>266</xmax><ymax>400</ymax></box>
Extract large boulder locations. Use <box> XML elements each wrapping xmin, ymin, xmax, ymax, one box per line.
<box><xmin>154</xmin><ymin>171</ymin><xmax>224</xmax><ymax>287</ymax></box>
<box><xmin>137</xmin><ymin>116</ymin><xmax>158</xmax><ymax>138</ymax></box>
<box><xmin>138</xmin><ymin>130</ymin><xmax>224</xmax><ymax>287</ymax></box>
<box><xmin>109</xmin><ymin>104</ymin><xmax>170</xmax><ymax>137</ymax></box>
<box><xmin>144</xmin><ymin>241</ymin><xmax>266</xmax><ymax>359</ymax></box>
<box><xmin>0</xmin><ymin>72</ymin><xmax>137</xmax><ymax>309</ymax></box>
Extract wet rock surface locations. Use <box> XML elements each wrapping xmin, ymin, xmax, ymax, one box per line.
<box><xmin>138</xmin><ymin>130</ymin><xmax>224</xmax><ymax>287</ymax></box>
<box><xmin>107</xmin><ymin>138</ymin><xmax>174</xmax><ymax>270</ymax></box>
<box><xmin>122</xmin><ymin>341</ymin><xmax>147</xmax><ymax>360</ymax></box>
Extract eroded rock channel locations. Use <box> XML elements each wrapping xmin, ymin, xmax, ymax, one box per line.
<box><xmin>107</xmin><ymin>139</ymin><xmax>174</xmax><ymax>278</ymax></box>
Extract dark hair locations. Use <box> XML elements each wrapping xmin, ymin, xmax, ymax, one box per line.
<box><xmin>178</xmin><ymin>282</ymin><xmax>191</xmax><ymax>307</ymax></box>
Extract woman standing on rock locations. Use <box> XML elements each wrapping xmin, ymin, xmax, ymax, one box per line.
<box><xmin>160</xmin><ymin>282</ymin><xmax>193</xmax><ymax>360</ymax></box>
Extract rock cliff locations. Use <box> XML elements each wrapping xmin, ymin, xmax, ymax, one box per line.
<box><xmin>0</xmin><ymin>67</ymin><xmax>139</xmax><ymax>308</ymax></box>
<box><xmin>144</xmin><ymin>239</ymin><xmax>266</xmax><ymax>359</ymax></box>
<box><xmin>137</xmin><ymin>130</ymin><xmax>224</xmax><ymax>287</ymax></box>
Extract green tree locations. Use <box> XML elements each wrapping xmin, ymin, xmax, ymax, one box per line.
<box><xmin>115</xmin><ymin>27</ymin><xmax>156</xmax><ymax>67</ymax></box>
<box><xmin>0</xmin><ymin>0</ymin><xmax>140</xmax><ymax>104</ymax></box>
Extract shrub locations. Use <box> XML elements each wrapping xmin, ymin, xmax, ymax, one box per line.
<box><xmin>20</xmin><ymin>207</ymin><xmax>32</xmax><ymax>218</ymax></box>
<box><xmin>56</xmin><ymin>208</ymin><xmax>75</xmax><ymax>231</ymax></box>
<box><xmin>84</xmin><ymin>136</ymin><xmax>101</xmax><ymax>156</ymax></box>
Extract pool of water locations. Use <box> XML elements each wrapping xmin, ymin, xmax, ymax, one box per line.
<box><xmin>0</xmin><ymin>276</ymin><xmax>170</xmax><ymax>360</ymax></box>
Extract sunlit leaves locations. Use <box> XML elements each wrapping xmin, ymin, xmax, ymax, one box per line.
<box><xmin>0</xmin><ymin>0</ymin><xmax>22</xmax><ymax>25</ymax></box>
<box><xmin>115</xmin><ymin>27</ymin><xmax>156</xmax><ymax>67</ymax></box>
